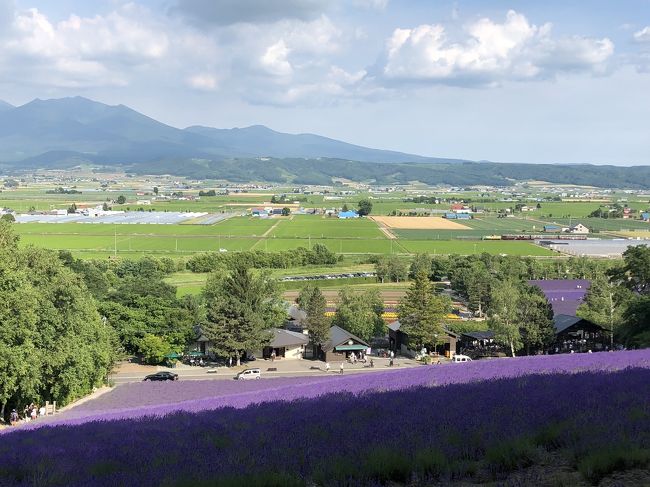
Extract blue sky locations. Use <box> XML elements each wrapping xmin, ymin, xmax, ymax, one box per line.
<box><xmin>1</xmin><ymin>0</ymin><xmax>649</xmax><ymax>165</ymax></box>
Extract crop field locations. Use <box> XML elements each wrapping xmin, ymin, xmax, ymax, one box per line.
<box><xmin>371</xmin><ymin>215</ymin><xmax>471</xmax><ymax>229</ymax></box>
<box><xmin>270</xmin><ymin>215</ymin><xmax>385</xmax><ymax>239</ymax></box>
<box><xmin>546</xmin><ymin>218</ymin><xmax>650</xmax><ymax>232</ymax></box>
<box><xmin>398</xmin><ymin>240</ymin><xmax>555</xmax><ymax>256</ymax></box>
<box><xmin>2</xmin><ymin>351</ymin><xmax>648</xmax><ymax>486</ymax></box>
<box><xmin>394</xmin><ymin>216</ymin><xmax>544</xmax><ymax>239</ymax></box>
<box><xmin>252</xmin><ymin>237</ymin><xmax>396</xmax><ymax>254</ymax></box>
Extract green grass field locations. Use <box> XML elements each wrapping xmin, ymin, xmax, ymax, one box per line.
<box><xmin>270</xmin><ymin>215</ymin><xmax>385</xmax><ymax>239</ymax></box>
<box><xmin>398</xmin><ymin>240</ymin><xmax>555</xmax><ymax>256</ymax></box>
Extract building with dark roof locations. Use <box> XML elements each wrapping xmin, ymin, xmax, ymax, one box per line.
<box><xmin>388</xmin><ymin>320</ymin><xmax>458</xmax><ymax>358</ymax></box>
<box><xmin>551</xmin><ymin>314</ymin><xmax>607</xmax><ymax>353</ymax></box>
<box><xmin>458</xmin><ymin>330</ymin><xmax>503</xmax><ymax>358</ymax></box>
<box><xmin>528</xmin><ymin>279</ymin><xmax>591</xmax><ymax>316</ymax></box>
<box><xmin>262</xmin><ymin>328</ymin><xmax>310</xmax><ymax>360</ymax></box>
<box><xmin>319</xmin><ymin>325</ymin><xmax>370</xmax><ymax>362</ymax></box>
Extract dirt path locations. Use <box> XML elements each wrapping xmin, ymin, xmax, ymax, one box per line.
<box><xmin>371</xmin><ymin>218</ymin><xmax>397</xmax><ymax>239</ymax></box>
<box><xmin>261</xmin><ymin>220</ymin><xmax>282</xmax><ymax>237</ymax></box>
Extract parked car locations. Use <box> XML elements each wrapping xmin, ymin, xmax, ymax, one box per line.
<box><xmin>235</xmin><ymin>368</ymin><xmax>261</xmax><ymax>380</ymax></box>
<box><xmin>452</xmin><ymin>354</ymin><xmax>472</xmax><ymax>363</ymax></box>
<box><xmin>143</xmin><ymin>371</ymin><xmax>179</xmax><ymax>381</ymax></box>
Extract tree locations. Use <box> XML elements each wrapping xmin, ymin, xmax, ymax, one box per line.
<box><xmin>397</xmin><ymin>271</ymin><xmax>451</xmax><ymax>351</ymax></box>
<box><xmin>357</xmin><ymin>199</ymin><xmax>373</xmax><ymax>216</ymax></box>
<box><xmin>116</xmin><ymin>195</ymin><xmax>127</xmax><ymax>205</ymax></box>
<box><xmin>203</xmin><ymin>265</ymin><xmax>284</xmax><ymax>366</ymax></box>
<box><xmin>488</xmin><ymin>280</ymin><xmax>522</xmax><ymax>357</ymax></box>
<box><xmin>281</xmin><ymin>207</ymin><xmax>291</xmax><ymax>216</ymax></box>
<box><xmin>332</xmin><ymin>288</ymin><xmax>384</xmax><ymax>341</ymax></box>
<box><xmin>577</xmin><ymin>274</ymin><xmax>631</xmax><ymax>349</ymax></box>
<box><xmin>409</xmin><ymin>254</ymin><xmax>432</xmax><ymax>280</ymax></box>
<box><xmin>298</xmin><ymin>285</ymin><xmax>330</xmax><ymax>352</ymax></box>
<box><xmin>620</xmin><ymin>296</ymin><xmax>650</xmax><ymax>348</ymax></box>
<box><xmin>67</xmin><ymin>203</ymin><xmax>77</xmax><ymax>214</ymax></box>
<box><xmin>611</xmin><ymin>245</ymin><xmax>650</xmax><ymax>294</ymax></box>
<box><xmin>153</xmin><ymin>187</ymin><xmax>159</xmax><ymax>195</ymax></box>
<box><xmin>375</xmin><ymin>255</ymin><xmax>408</xmax><ymax>283</ymax></box>
<box><xmin>102</xmin><ymin>202</ymin><xmax>110</xmax><ymax>211</ymax></box>
<box><xmin>138</xmin><ymin>334</ymin><xmax>172</xmax><ymax>365</ymax></box>
<box><xmin>342</xmin><ymin>204</ymin><xmax>349</xmax><ymax>212</ymax></box>
<box><xmin>518</xmin><ymin>284</ymin><xmax>555</xmax><ymax>354</ymax></box>
<box><xmin>0</xmin><ymin>213</ymin><xmax>15</xmax><ymax>222</ymax></box>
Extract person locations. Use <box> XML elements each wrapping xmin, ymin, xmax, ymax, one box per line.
<box><xmin>339</xmin><ymin>362</ymin><xmax>344</xmax><ymax>374</ymax></box>
<box><xmin>10</xmin><ymin>409</ymin><xmax>18</xmax><ymax>426</ymax></box>
<box><xmin>30</xmin><ymin>407</ymin><xmax>37</xmax><ymax>421</ymax></box>
<box><xmin>370</xmin><ymin>359</ymin><xmax>374</xmax><ymax>368</ymax></box>
<box><xmin>271</xmin><ymin>351</ymin><xmax>276</xmax><ymax>362</ymax></box>
<box><xmin>228</xmin><ymin>356</ymin><xmax>232</xmax><ymax>367</ymax></box>
<box><xmin>390</xmin><ymin>350</ymin><xmax>394</xmax><ymax>360</ymax></box>
<box><xmin>325</xmin><ymin>362</ymin><xmax>330</xmax><ymax>372</ymax></box>
<box><xmin>39</xmin><ymin>405</ymin><xmax>46</xmax><ymax>417</ymax></box>
<box><xmin>199</xmin><ymin>358</ymin><xmax>204</xmax><ymax>367</ymax></box>
<box><xmin>389</xmin><ymin>357</ymin><xmax>394</xmax><ymax>367</ymax></box>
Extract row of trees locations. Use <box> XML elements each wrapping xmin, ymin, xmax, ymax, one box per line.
<box><xmin>187</xmin><ymin>244</ymin><xmax>339</xmax><ymax>273</ymax></box>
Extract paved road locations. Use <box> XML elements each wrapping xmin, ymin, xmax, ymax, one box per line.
<box><xmin>110</xmin><ymin>358</ymin><xmax>422</xmax><ymax>385</ymax></box>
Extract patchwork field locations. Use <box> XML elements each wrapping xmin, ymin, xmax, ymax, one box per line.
<box><xmin>2</xmin><ymin>351</ymin><xmax>648</xmax><ymax>486</ymax></box>
<box><xmin>270</xmin><ymin>215</ymin><xmax>385</xmax><ymax>239</ymax></box>
<box><xmin>371</xmin><ymin>215</ymin><xmax>471</xmax><ymax>230</ymax></box>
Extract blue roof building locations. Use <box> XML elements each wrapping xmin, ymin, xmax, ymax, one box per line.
<box><xmin>338</xmin><ymin>210</ymin><xmax>359</xmax><ymax>219</ymax></box>
<box><xmin>444</xmin><ymin>213</ymin><xmax>457</xmax><ymax>219</ymax></box>
<box><xmin>642</xmin><ymin>212</ymin><xmax>650</xmax><ymax>221</ymax></box>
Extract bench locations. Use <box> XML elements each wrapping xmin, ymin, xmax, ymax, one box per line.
<box><xmin>267</xmin><ymin>367</ymin><xmax>278</xmax><ymax>372</ymax></box>
<box><xmin>206</xmin><ymin>370</ymin><xmax>218</xmax><ymax>374</ymax></box>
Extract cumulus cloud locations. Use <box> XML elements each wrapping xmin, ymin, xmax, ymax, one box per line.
<box><xmin>634</xmin><ymin>26</ymin><xmax>650</xmax><ymax>42</ymax></box>
<box><xmin>382</xmin><ymin>10</ymin><xmax>614</xmax><ymax>86</ymax></box>
<box><xmin>187</xmin><ymin>73</ymin><xmax>219</xmax><ymax>91</ymax></box>
<box><xmin>171</xmin><ymin>0</ymin><xmax>330</xmax><ymax>27</ymax></box>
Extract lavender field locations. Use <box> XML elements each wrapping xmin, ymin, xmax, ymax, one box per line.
<box><xmin>1</xmin><ymin>351</ymin><xmax>649</xmax><ymax>486</ymax></box>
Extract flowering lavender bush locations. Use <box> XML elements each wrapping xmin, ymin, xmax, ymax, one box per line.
<box><xmin>0</xmin><ymin>350</ymin><xmax>648</xmax><ymax>486</ymax></box>
<box><xmin>29</xmin><ymin>349</ymin><xmax>650</xmax><ymax>427</ymax></box>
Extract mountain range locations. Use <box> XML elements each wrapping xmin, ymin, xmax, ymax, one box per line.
<box><xmin>0</xmin><ymin>96</ymin><xmax>448</xmax><ymax>165</ymax></box>
<box><xmin>0</xmin><ymin>96</ymin><xmax>648</xmax><ymax>188</ymax></box>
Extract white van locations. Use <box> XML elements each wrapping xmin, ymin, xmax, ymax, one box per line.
<box><xmin>235</xmin><ymin>368</ymin><xmax>261</xmax><ymax>380</ymax></box>
<box><xmin>452</xmin><ymin>354</ymin><xmax>472</xmax><ymax>363</ymax></box>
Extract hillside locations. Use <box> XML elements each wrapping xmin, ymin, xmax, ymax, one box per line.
<box><xmin>0</xmin><ymin>97</ymin><xmax>430</xmax><ymax>164</ymax></box>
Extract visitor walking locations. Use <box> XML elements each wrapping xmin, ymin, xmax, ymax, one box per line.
<box><xmin>339</xmin><ymin>363</ymin><xmax>344</xmax><ymax>374</ymax></box>
<box><xmin>325</xmin><ymin>362</ymin><xmax>330</xmax><ymax>373</ymax></box>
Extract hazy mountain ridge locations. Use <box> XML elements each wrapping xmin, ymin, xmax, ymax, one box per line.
<box><xmin>1</xmin><ymin>96</ymin><xmax>648</xmax><ymax>188</ymax></box>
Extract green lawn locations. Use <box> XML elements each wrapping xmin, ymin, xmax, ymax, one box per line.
<box><xmin>253</xmin><ymin>237</ymin><xmax>396</xmax><ymax>253</ymax></box>
<box><xmin>398</xmin><ymin>240</ymin><xmax>555</xmax><ymax>256</ymax></box>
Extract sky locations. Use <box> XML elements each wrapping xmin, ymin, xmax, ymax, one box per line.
<box><xmin>0</xmin><ymin>0</ymin><xmax>649</xmax><ymax>165</ymax></box>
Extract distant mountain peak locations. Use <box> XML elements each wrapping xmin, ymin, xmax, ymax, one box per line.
<box><xmin>0</xmin><ymin>99</ymin><xmax>14</xmax><ymax>111</ymax></box>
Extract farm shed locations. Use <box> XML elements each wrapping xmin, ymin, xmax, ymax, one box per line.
<box><xmin>388</xmin><ymin>320</ymin><xmax>458</xmax><ymax>358</ymax></box>
<box><xmin>262</xmin><ymin>329</ymin><xmax>310</xmax><ymax>360</ymax></box>
<box><xmin>444</xmin><ymin>213</ymin><xmax>457</xmax><ymax>219</ymax></box>
<box><xmin>458</xmin><ymin>330</ymin><xmax>501</xmax><ymax>357</ymax></box>
<box><xmin>551</xmin><ymin>314</ymin><xmax>607</xmax><ymax>353</ymax></box>
<box><xmin>543</xmin><ymin>225</ymin><xmax>562</xmax><ymax>233</ymax></box>
<box><xmin>569</xmin><ymin>223</ymin><xmax>589</xmax><ymax>234</ymax></box>
<box><xmin>318</xmin><ymin>325</ymin><xmax>370</xmax><ymax>362</ymax></box>
<box><xmin>528</xmin><ymin>279</ymin><xmax>590</xmax><ymax>316</ymax></box>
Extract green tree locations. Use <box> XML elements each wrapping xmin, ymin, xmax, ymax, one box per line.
<box><xmin>518</xmin><ymin>284</ymin><xmax>555</xmax><ymax>354</ymax></box>
<box><xmin>332</xmin><ymin>288</ymin><xmax>384</xmax><ymax>341</ymax></box>
<box><xmin>138</xmin><ymin>334</ymin><xmax>172</xmax><ymax>365</ymax></box>
<box><xmin>203</xmin><ymin>265</ymin><xmax>284</xmax><ymax>365</ymax></box>
<box><xmin>577</xmin><ymin>274</ymin><xmax>631</xmax><ymax>349</ymax></box>
<box><xmin>488</xmin><ymin>280</ymin><xmax>522</xmax><ymax>357</ymax></box>
<box><xmin>375</xmin><ymin>255</ymin><xmax>408</xmax><ymax>283</ymax></box>
<box><xmin>611</xmin><ymin>245</ymin><xmax>650</xmax><ymax>294</ymax></box>
<box><xmin>342</xmin><ymin>203</ymin><xmax>349</xmax><ymax>212</ymax></box>
<box><xmin>116</xmin><ymin>195</ymin><xmax>127</xmax><ymax>205</ymax></box>
<box><xmin>0</xmin><ymin>213</ymin><xmax>15</xmax><ymax>222</ymax></box>
<box><xmin>298</xmin><ymin>285</ymin><xmax>330</xmax><ymax>352</ymax></box>
<box><xmin>397</xmin><ymin>271</ymin><xmax>451</xmax><ymax>351</ymax></box>
<box><xmin>153</xmin><ymin>186</ymin><xmax>159</xmax><ymax>195</ymax></box>
<box><xmin>357</xmin><ymin>199</ymin><xmax>373</xmax><ymax>216</ymax></box>
<box><xmin>281</xmin><ymin>207</ymin><xmax>291</xmax><ymax>216</ymax></box>
<box><xmin>67</xmin><ymin>202</ymin><xmax>77</xmax><ymax>214</ymax></box>
<box><xmin>409</xmin><ymin>254</ymin><xmax>432</xmax><ymax>280</ymax></box>
<box><xmin>620</xmin><ymin>296</ymin><xmax>650</xmax><ymax>348</ymax></box>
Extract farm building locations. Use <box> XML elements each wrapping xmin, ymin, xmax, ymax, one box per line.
<box><xmin>444</xmin><ymin>213</ymin><xmax>458</xmax><ymax>219</ymax></box>
<box><xmin>338</xmin><ymin>210</ymin><xmax>359</xmax><ymax>219</ymax></box>
<box><xmin>388</xmin><ymin>320</ymin><xmax>459</xmax><ymax>358</ymax></box>
<box><xmin>251</xmin><ymin>208</ymin><xmax>269</xmax><ymax>217</ymax></box>
<box><xmin>641</xmin><ymin>212</ymin><xmax>650</xmax><ymax>222</ymax></box>
<box><xmin>317</xmin><ymin>325</ymin><xmax>370</xmax><ymax>362</ymax></box>
<box><xmin>551</xmin><ymin>314</ymin><xmax>608</xmax><ymax>353</ymax></box>
<box><xmin>569</xmin><ymin>223</ymin><xmax>589</xmax><ymax>234</ymax></box>
<box><xmin>458</xmin><ymin>331</ymin><xmax>503</xmax><ymax>358</ymax></box>
<box><xmin>528</xmin><ymin>279</ymin><xmax>590</xmax><ymax>316</ymax></box>
<box><xmin>543</xmin><ymin>225</ymin><xmax>562</xmax><ymax>233</ymax></box>
<box><xmin>456</xmin><ymin>213</ymin><xmax>472</xmax><ymax>219</ymax></box>
<box><xmin>262</xmin><ymin>329</ymin><xmax>310</xmax><ymax>360</ymax></box>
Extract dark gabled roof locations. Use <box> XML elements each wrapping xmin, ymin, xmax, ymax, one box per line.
<box><xmin>322</xmin><ymin>325</ymin><xmax>369</xmax><ymax>352</ymax></box>
<box><xmin>270</xmin><ymin>328</ymin><xmax>310</xmax><ymax>348</ymax></box>
<box><xmin>461</xmin><ymin>330</ymin><xmax>495</xmax><ymax>341</ymax></box>
<box><xmin>553</xmin><ymin>314</ymin><xmax>605</xmax><ymax>335</ymax></box>
<box><xmin>388</xmin><ymin>320</ymin><xmax>459</xmax><ymax>338</ymax></box>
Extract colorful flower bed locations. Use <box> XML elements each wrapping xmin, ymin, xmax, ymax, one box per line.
<box><xmin>0</xmin><ymin>350</ymin><xmax>648</xmax><ymax>486</ymax></box>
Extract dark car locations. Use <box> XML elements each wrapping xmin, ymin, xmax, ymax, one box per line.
<box><xmin>143</xmin><ymin>371</ymin><xmax>179</xmax><ymax>381</ymax></box>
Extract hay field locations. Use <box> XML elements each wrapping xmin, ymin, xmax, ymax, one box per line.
<box><xmin>372</xmin><ymin>216</ymin><xmax>471</xmax><ymax>230</ymax></box>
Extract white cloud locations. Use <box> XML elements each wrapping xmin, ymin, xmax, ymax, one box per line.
<box><xmin>634</xmin><ymin>26</ymin><xmax>650</xmax><ymax>42</ymax></box>
<box><xmin>383</xmin><ymin>10</ymin><xmax>613</xmax><ymax>85</ymax></box>
<box><xmin>260</xmin><ymin>40</ymin><xmax>293</xmax><ymax>76</ymax></box>
<box><xmin>187</xmin><ymin>73</ymin><xmax>219</xmax><ymax>91</ymax></box>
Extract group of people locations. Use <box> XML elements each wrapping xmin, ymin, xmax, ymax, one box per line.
<box><xmin>9</xmin><ymin>403</ymin><xmax>46</xmax><ymax>426</ymax></box>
